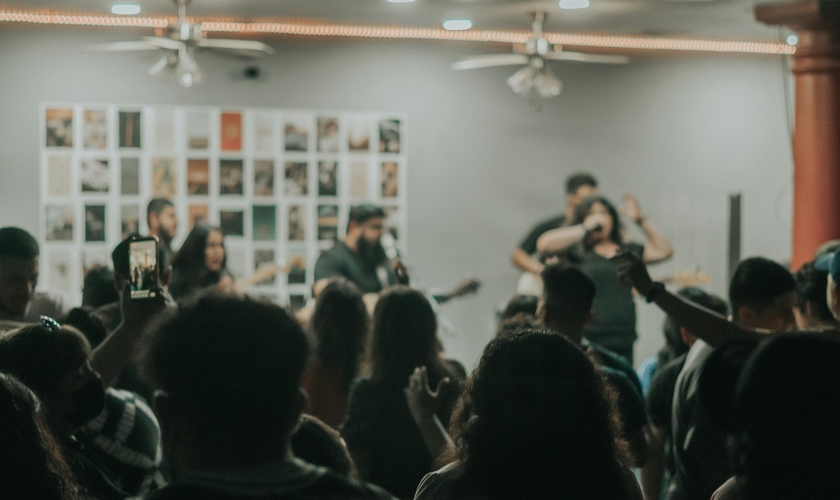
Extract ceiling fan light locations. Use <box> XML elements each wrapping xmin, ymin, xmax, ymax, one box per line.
<box><xmin>535</xmin><ymin>66</ymin><xmax>562</xmax><ymax>97</ymax></box>
<box><xmin>176</xmin><ymin>51</ymin><xmax>204</xmax><ymax>88</ymax></box>
<box><xmin>507</xmin><ymin>66</ymin><xmax>536</xmax><ymax>95</ymax></box>
<box><xmin>559</xmin><ymin>0</ymin><xmax>590</xmax><ymax>9</ymax></box>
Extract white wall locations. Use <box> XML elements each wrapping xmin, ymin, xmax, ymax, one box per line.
<box><xmin>0</xmin><ymin>26</ymin><xmax>793</xmax><ymax>369</ymax></box>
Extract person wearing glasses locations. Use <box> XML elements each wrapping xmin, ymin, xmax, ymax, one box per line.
<box><xmin>314</xmin><ymin>205</ymin><xmax>396</xmax><ymax>297</ymax></box>
<box><xmin>0</xmin><ymin>227</ymin><xmax>67</xmax><ymax>324</ymax></box>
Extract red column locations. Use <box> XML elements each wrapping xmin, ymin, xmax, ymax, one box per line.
<box><xmin>756</xmin><ymin>1</ymin><xmax>840</xmax><ymax>269</ymax></box>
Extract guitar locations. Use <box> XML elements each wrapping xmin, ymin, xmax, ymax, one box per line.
<box><xmin>517</xmin><ymin>270</ymin><xmax>710</xmax><ymax>296</ymax></box>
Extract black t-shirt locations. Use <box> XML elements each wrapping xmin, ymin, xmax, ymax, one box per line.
<box><xmin>144</xmin><ymin>470</ymin><xmax>394</xmax><ymax>500</ymax></box>
<box><xmin>567</xmin><ymin>242</ymin><xmax>645</xmax><ymax>352</ymax></box>
<box><xmin>518</xmin><ymin>215</ymin><xmax>566</xmax><ymax>256</ymax></box>
<box><xmin>668</xmin><ymin>342</ymin><xmax>730</xmax><ymax>500</ymax></box>
<box><xmin>314</xmin><ymin>242</ymin><xmax>395</xmax><ymax>294</ymax></box>
<box><xmin>646</xmin><ymin>353</ymin><xmax>687</xmax><ymax>428</ymax></box>
<box><xmin>342</xmin><ymin>370</ymin><xmax>461</xmax><ymax>500</ymax></box>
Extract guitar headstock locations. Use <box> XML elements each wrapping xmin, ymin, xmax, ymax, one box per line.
<box><xmin>661</xmin><ymin>270</ymin><xmax>711</xmax><ymax>288</ymax></box>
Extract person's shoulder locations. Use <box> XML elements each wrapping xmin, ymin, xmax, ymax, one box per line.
<box><xmin>415</xmin><ymin>462</ymin><xmax>459</xmax><ymax>500</ymax></box>
<box><xmin>299</xmin><ymin>471</ymin><xmax>397</xmax><ymax>500</ymax></box>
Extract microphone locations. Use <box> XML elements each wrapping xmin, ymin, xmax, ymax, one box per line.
<box><xmin>380</xmin><ymin>233</ymin><xmax>400</xmax><ymax>260</ymax></box>
<box><xmin>589</xmin><ymin>223</ymin><xmax>603</xmax><ymax>233</ymax></box>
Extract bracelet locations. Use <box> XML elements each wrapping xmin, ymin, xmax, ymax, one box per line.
<box><xmin>634</xmin><ymin>216</ymin><xmax>647</xmax><ymax>226</ymax></box>
<box><xmin>645</xmin><ymin>282</ymin><xmax>665</xmax><ymax>303</ymax></box>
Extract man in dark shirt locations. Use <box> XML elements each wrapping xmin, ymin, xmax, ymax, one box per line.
<box><xmin>140</xmin><ymin>293</ymin><xmax>395</xmax><ymax>500</ymax></box>
<box><xmin>147</xmin><ymin>198</ymin><xmax>178</xmax><ymax>264</ymax></box>
<box><xmin>661</xmin><ymin>258</ymin><xmax>796</xmax><ymax>500</ymax></box>
<box><xmin>314</xmin><ymin>205</ymin><xmax>395</xmax><ymax>295</ymax></box>
<box><xmin>642</xmin><ymin>288</ymin><xmax>728</xmax><ymax>500</ymax></box>
<box><xmin>538</xmin><ymin>262</ymin><xmax>648</xmax><ymax>467</ymax></box>
<box><xmin>511</xmin><ymin>173</ymin><xmax>598</xmax><ymax>278</ymax></box>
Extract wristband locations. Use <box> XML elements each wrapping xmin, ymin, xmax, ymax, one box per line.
<box><xmin>645</xmin><ymin>281</ymin><xmax>665</xmax><ymax>303</ymax></box>
<box><xmin>634</xmin><ymin>216</ymin><xmax>647</xmax><ymax>226</ymax></box>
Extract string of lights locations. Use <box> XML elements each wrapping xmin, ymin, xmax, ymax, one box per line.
<box><xmin>0</xmin><ymin>9</ymin><xmax>795</xmax><ymax>56</ymax></box>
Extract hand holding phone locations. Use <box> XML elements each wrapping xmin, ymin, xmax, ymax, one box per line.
<box><xmin>129</xmin><ymin>236</ymin><xmax>160</xmax><ymax>300</ymax></box>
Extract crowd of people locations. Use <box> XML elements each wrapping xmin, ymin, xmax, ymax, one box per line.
<box><xmin>1</xmin><ymin>175</ymin><xmax>840</xmax><ymax>500</ymax></box>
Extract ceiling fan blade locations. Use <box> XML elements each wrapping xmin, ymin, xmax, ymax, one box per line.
<box><xmin>148</xmin><ymin>54</ymin><xmax>176</xmax><ymax>76</ymax></box>
<box><xmin>197</xmin><ymin>38</ymin><xmax>275</xmax><ymax>56</ymax></box>
<box><xmin>142</xmin><ymin>36</ymin><xmax>186</xmax><ymax>51</ymax></box>
<box><xmin>452</xmin><ymin>54</ymin><xmax>529</xmax><ymax>71</ymax></box>
<box><xmin>543</xmin><ymin>51</ymin><xmax>629</xmax><ymax>64</ymax></box>
<box><xmin>84</xmin><ymin>41</ymin><xmax>161</xmax><ymax>52</ymax></box>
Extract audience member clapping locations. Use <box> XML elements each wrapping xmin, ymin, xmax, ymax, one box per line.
<box><xmin>303</xmin><ymin>277</ymin><xmax>369</xmax><ymax>428</ymax></box>
<box><xmin>415</xmin><ymin>329</ymin><xmax>642</xmax><ymax>500</ymax></box>
<box><xmin>292</xmin><ymin>414</ymin><xmax>357</xmax><ymax>478</ymax></box>
<box><xmin>342</xmin><ymin>286</ymin><xmax>464</xmax><ymax>499</ymax></box>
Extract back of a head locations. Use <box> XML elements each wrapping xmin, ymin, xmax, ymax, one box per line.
<box><xmin>291</xmin><ymin>414</ymin><xmax>354</xmax><ymax>477</ymax></box>
<box><xmin>371</xmin><ymin>286</ymin><xmax>439</xmax><ymax>388</ymax></box>
<box><xmin>500</xmin><ymin>294</ymin><xmax>539</xmax><ymax>321</ymax></box>
<box><xmin>141</xmin><ymin>293</ymin><xmax>309</xmax><ymax>464</ymax></box>
<box><xmin>660</xmin><ymin>287</ymin><xmax>728</xmax><ymax>364</ymax></box>
<box><xmin>146</xmin><ymin>198</ymin><xmax>173</xmax><ymax>225</ymax></box>
<box><xmin>0</xmin><ymin>227</ymin><xmax>39</xmax><ymax>261</ymax></box>
<box><xmin>565</xmin><ymin>173</ymin><xmax>598</xmax><ymax>195</ymax></box>
<box><xmin>0</xmin><ymin>325</ymin><xmax>89</xmax><ymax>396</ymax></box>
<box><xmin>310</xmin><ymin>278</ymin><xmax>369</xmax><ymax>389</ymax></box>
<box><xmin>794</xmin><ymin>262</ymin><xmax>836</xmax><ymax>324</ymax></box>
<box><xmin>450</xmin><ymin>329</ymin><xmax>630</xmax><ymax>500</ymax></box>
<box><xmin>729</xmin><ymin>257</ymin><xmax>795</xmax><ymax>320</ymax></box>
<box><xmin>82</xmin><ymin>266</ymin><xmax>118</xmax><ymax>308</ymax></box>
<box><xmin>0</xmin><ymin>373</ymin><xmax>82</xmax><ymax>500</ymax></box>
<box><xmin>540</xmin><ymin>263</ymin><xmax>596</xmax><ymax>332</ymax></box>
<box><xmin>732</xmin><ymin>333</ymin><xmax>840</xmax><ymax>500</ymax></box>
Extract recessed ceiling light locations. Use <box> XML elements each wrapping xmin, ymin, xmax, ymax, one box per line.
<box><xmin>559</xmin><ymin>0</ymin><xmax>590</xmax><ymax>9</ymax></box>
<box><xmin>111</xmin><ymin>3</ymin><xmax>141</xmax><ymax>15</ymax></box>
<box><xmin>786</xmin><ymin>34</ymin><xmax>798</xmax><ymax>46</ymax></box>
<box><xmin>443</xmin><ymin>19</ymin><xmax>472</xmax><ymax>31</ymax></box>
<box><xmin>387</xmin><ymin>0</ymin><xmax>416</xmax><ymax>3</ymax></box>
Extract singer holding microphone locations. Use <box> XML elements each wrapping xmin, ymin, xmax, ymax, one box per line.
<box><xmin>314</xmin><ymin>205</ymin><xmax>398</xmax><ymax>298</ymax></box>
<box><xmin>536</xmin><ymin>194</ymin><xmax>673</xmax><ymax>362</ymax></box>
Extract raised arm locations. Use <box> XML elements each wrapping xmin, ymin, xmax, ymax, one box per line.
<box><xmin>405</xmin><ymin>366</ymin><xmax>456</xmax><ymax>462</ymax></box>
<box><xmin>91</xmin><ymin>285</ymin><xmax>170</xmax><ymax>387</ymax></box>
<box><xmin>622</xmin><ymin>193</ymin><xmax>673</xmax><ymax>264</ymax></box>
<box><xmin>536</xmin><ymin>213</ymin><xmax>608</xmax><ymax>255</ymax></box>
<box><xmin>616</xmin><ymin>252</ymin><xmax>759</xmax><ymax>347</ymax></box>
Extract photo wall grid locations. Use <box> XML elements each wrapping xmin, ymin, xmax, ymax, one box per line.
<box><xmin>41</xmin><ymin>104</ymin><xmax>408</xmax><ymax>308</ymax></box>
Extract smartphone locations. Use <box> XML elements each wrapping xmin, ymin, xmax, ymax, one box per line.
<box><xmin>129</xmin><ymin>236</ymin><xmax>160</xmax><ymax>300</ymax></box>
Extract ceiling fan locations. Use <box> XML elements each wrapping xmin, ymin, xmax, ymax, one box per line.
<box><xmin>452</xmin><ymin>12</ymin><xmax>629</xmax><ymax>109</ymax></box>
<box><xmin>86</xmin><ymin>0</ymin><xmax>274</xmax><ymax>88</ymax></box>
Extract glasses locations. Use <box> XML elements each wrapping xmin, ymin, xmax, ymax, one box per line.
<box><xmin>40</xmin><ymin>316</ymin><xmax>60</xmax><ymax>332</ymax></box>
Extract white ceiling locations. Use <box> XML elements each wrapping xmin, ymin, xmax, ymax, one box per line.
<box><xmin>6</xmin><ymin>0</ymin><xmax>786</xmax><ymax>40</ymax></box>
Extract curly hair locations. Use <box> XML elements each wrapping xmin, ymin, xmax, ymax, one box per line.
<box><xmin>309</xmin><ymin>278</ymin><xmax>369</xmax><ymax>390</ymax></box>
<box><xmin>446</xmin><ymin>329</ymin><xmax>634</xmax><ymax>500</ymax></box>
<box><xmin>0</xmin><ymin>373</ymin><xmax>90</xmax><ymax>500</ymax></box>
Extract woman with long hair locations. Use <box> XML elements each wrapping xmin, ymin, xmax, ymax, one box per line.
<box><xmin>0</xmin><ymin>372</ymin><xmax>91</xmax><ymax>500</ymax></box>
<box><xmin>342</xmin><ymin>286</ymin><xmax>464</xmax><ymax>499</ymax></box>
<box><xmin>415</xmin><ymin>329</ymin><xmax>641</xmax><ymax>500</ymax></box>
<box><xmin>303</xmin><ymin>277</ymin><xmax>370</xmax><ymax>428</ymax></box>
<box><xmin>536</xmin><ymin>194</ymin><xmax>673</xmax><ymax>362</ymax></box>
<box><xmin>169</xmin><ymin>224</ymin><xmax>230</xmax><ymax>300</ymax></box>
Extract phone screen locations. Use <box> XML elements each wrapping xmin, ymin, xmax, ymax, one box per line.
<box><xmin>129</xmin><ymin>238</ymin><xmax>159</xmax><ymax>299</ymax></box>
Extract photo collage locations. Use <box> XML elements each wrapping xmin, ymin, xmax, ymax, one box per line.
<box><xmin>41</xmin><ymin>104</ymin><xmax>407</xmax><ymax>308</ymax></box>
